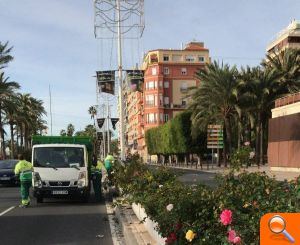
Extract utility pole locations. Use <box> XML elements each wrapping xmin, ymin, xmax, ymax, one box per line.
<box><xmin>107</xmin><ymin>99</ymin><xmax>111</xmax><ymax>154</ymax></box>
<box><xmin>117</xmin><ymin>0</ymin><xmax>125</xmax><ymax>160</ymax></box>
<box><xmin>49</xmin><ymin>84</ymin><xmax>53</xmax><ymax>136</ymax></box>
<box><xmin>94</xmin><ymin>0</ymin><xmax>144</xmax><ymax>161</ymax></box>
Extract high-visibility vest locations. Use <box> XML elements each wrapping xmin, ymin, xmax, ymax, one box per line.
<box><xmin>91</xmin><ymin>161</ymin><xmax>103</xmax><ymax>175</ymax></box>
<box><xmin>14</xmin><ymin>160</ymin><xmax>33</xmax><ymax>181</ymax></box>
<box><xmin>104</xmin><ymin>155</ymin><xmax>114</xmax><ymax>171</ymax></box>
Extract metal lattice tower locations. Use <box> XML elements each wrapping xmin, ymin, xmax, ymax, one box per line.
<box><xmin>94</xmin><ymin>0</ymin><xmax>145</xmax><ymax>161</ymax></box>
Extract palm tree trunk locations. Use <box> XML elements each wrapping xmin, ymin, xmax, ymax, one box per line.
<box><xmin>16</xmin><ymin>127</ymin><xmax>19</xmax><ymax>148</ymax></box>
<box><xmin>237</xmin><ymin>120</ymin><xmax>242</xmax><ymax>150</ymax></box>
<box><xmin>255</xmin><ymin>114</ymin><xmax>261</xmax><ymax>166</ymax></box>
<box><xmin>20</xmin><ymin>124</ymin><xmax>24</xmax><ymax>149</ymax></box>
<box><xmin>259</xmin><ymin>121</ymin><xmax>264</xmax><ymax>165</ymax></box>
<box><xmin>24</xmin><ymin>126</ymin><xmax>28</xmax><ymax>150</ymax></box>
<box><xmin>0</xmin><ymin>106</ymin><xmax>4</xmax><ymax>158</ymax></box>
<box><xmin>224</xmin><ymin>116</ymin><xmax>232</xmax><ymax>167</ymax></box>
<box><xmin>10</xmin><ymin>122</ymin><xmax>14</xmax><ymax>158</ymax></box>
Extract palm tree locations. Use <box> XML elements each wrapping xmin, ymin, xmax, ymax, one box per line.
<box><xmin>0</xmin><ymin>42</ymin><xmax>13</xmax><ymax>69</ymax></box>
<box><xmin>18</xmin><ymin>93</ymin><xmax>46</xmax><ymax>149</ymax></box>
<box><xmin>0</xmin><ymin>72</ymin><xmax>20</xmax><ymax>157</ymax></box>
<box><xmin>189</xmin><ymin>61</ymin><xmax>239</xmax><ymax>166</ymax></box>
<box><xmin>241</xmin><ymin>67</ymin><xmax>281</xmax><ymax>165</ymax></box>
<box><xmin>88</xmin><ymin>106</ymin><xmax>97</xmax><ymax>126</ymax></box>
<box><xmin>263</xmin><ymin>48</ymin><xmax>300</xmax><ymax>93</ymax></box>
<box><xmin>67</xmin><ymin>124</ymin><xmax>75</xmax><ymax>136</ymax></box>
<box><xmin>5</xmin><ymin>95</ymin><xmax>21</xmax><ymax>158</ymax></box>
<box><xmin>60</xmin><ymin>129</ymin><xmax>67</xmax><ymax>136</ymax></box>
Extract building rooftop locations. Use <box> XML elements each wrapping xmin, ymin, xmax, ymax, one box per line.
<box><xmin>267</xmin><ymin>19</ymin><xmax>300</xmax><ymax>52</ymax></box>
<box><xmin>146</xmin><ymin>41</ymin><xmax>208</xmax><ymax>53</ymax></box>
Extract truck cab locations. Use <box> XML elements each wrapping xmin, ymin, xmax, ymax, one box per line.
<box><xmin>31</xmin><ymin>136</ymin><xmax>92</xmax><ymax>203</ymax></box>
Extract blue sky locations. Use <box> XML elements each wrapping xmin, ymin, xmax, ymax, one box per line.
<box><xmin>0</xmin><ymin>0</ymin><xmax>299</xmax><ymax>135</ymax></box>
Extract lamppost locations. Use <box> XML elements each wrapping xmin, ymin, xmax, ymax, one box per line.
<box><xmin>94</xmin><ymin>0</ymin><xmax>145</xmax><ymax>160</ymax></box>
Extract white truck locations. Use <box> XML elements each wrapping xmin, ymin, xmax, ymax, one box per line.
<box><xmin>31</xmin><ymin>136</ymin><xmax>93</xmax><ymax>203</ymax></box>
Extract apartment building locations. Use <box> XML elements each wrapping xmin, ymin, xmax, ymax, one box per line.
<box><xmin>140</xmin><ymin>41</ymin><xmax>210</xmax><ymax>160</ymax></box>
<box><xmin>267</xmin><ymin>20</ymin><xmax>300</xmax><ymax>171</ymax></box>
<box><xmin>266</xmin><ymin>19</ymin><xmax>300</xmax><ymax>55</ymax></box>
<box><xmin>125</xmin><ymin>90</ymin><xmax>144</xmax><ymax>156</ymax></box>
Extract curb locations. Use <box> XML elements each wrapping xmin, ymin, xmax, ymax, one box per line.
<box><xmin>115</xmin><ymin>203</ymin><xmax>156</xmax><ymax>245</ymax></box>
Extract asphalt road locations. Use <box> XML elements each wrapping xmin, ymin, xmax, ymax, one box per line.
<box><xmin>0</xmin><ymin>185</ymin><xmax>113</xmax><ymax>245</ymax></box>
<box><xmin>148</xmin><ymin>165</ymin><xmax>218</xmax><ymax>187</ymax></box>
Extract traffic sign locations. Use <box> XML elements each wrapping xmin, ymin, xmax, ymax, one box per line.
<box><xmin>207</xmin><ymin>124</ymin><xmax>223</xmax><ymax>149</ymax></box>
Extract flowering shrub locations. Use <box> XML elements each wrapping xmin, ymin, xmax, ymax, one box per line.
<box><xmin>112</xmin><ymin>159</ymin><xmax>300</xmax><ymax>244</ymax></box>
<box><xmin>230</xmin><ymin>146</ymin><xmax>253</xmax><ymax>170</ymax></box>
<box><xmin>220</xmin><ymin>209</ymin><xmax>232</xmax><ymax>225</ymax></box>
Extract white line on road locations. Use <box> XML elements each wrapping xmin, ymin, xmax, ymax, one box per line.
<box><xmin>0</xmin><ymin>206</ymin><xmax>15</xmax><ymax>216</ymax></box>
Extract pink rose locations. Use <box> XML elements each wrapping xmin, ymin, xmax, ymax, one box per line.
<box><xmin>220</xmin><ymin>209</ymin><xmax>232</xmax><ymax>225</ymax></box>
<box><xmin>228</xmin><ymin>230</ymin><xmax>236</xmax><ymax>242</ymax></box>
<box><xmin>233</xmin><ymin>237</ymin><xmax>241</xmax><ymax>244</ymax></box>
<box><xmin>228</xmin><ymin>230</ymin><xmax>241</xmax><ymax>244</ymax></box>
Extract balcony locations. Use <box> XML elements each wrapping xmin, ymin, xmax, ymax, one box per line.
<box><xmin>275</xmin><ymin>92</ymin><xmax>300</xmax><ymax>108</ymax></box>
<box><xmin>173</xmin><ymin>104</ymin><xmax>187</xmax><ymax>109</ymax></box>
<box><xmin>180</xmin><ymin>87</ymin><xmax>189</xmax><ymax>93</ymax></box>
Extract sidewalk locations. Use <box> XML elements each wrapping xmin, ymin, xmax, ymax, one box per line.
<box><xmin>148</xmin><ymin>163</ymin><xmax>300</xmax><ymax>182</ymax></box>
<box><xmin>114</xmin><ymin>201</ymin><xmax>157</xmax><ymax>245</ymax></box>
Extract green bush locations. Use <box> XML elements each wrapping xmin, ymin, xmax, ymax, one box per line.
<box><xmin>113</xmin><ymin>160</ymin><xmax>300</xmax><ymax>244</ymax></box>
<box><xmin>230</xmin><ymin>146</ymin><xmax>254</xmax><ymax>171</ymax></box>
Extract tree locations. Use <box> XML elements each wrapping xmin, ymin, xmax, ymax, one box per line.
<box><xmin>0</xmin><ymin>42</ymin><xmax>13</xmax><ymax>69</ymax></box>
<box><xmin>88</xmin><ymin>106</ymin><xmax>97</xmax><ymax>126</ymax></box>
<box><xmin>5</xmin><ymin>95</ymin><xmax>21</xmax><ymax>158</ymax></box>
<box><xmin>263</xmin><ymin>48</ymin><xmax>300</xmax><ymax>93</ymax></box>
<box><xmin>18</xmin><ymin>93</ymin><xmax>46</xmax><ymax>149</ymax></box>
<box><xmin>189</xmin><ymin>61</ymin><xmax>239</xmax><ymax>166</ymax></box>
<box><xmin>0</xmin><ymin>72</ymin><xmax>20</xmax><ymax>157</ymax></box>
<box><xmin>67</xmin><ymin>124</ymin><xmax>75</xmax><ymax>136</ymax></box>
<box><xmin>244</xmin><ymin>67</ymin><xmax>283</xmax><ymax>165</ymax></box>
<box><xmin>60</xmin><ymin>130</ymin><xmax>67</xmax><ymax>136</ymax></box>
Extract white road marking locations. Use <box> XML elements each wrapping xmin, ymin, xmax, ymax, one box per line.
<box><xmin>0</xmin><ymin>206</ymin><xmax>15</xmax><ymax>216</ymax></box>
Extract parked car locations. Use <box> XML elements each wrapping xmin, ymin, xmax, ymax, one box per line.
<box><xmin>0</xmin><ymin>159</ymin><xmax>19</xmax><ymax>186</ymax></box>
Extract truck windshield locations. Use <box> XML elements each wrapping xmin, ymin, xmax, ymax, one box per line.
<box><xmin>33</xmin><ymin>147</ymin><xmax>84</xmax><ymax>168</ymax></box>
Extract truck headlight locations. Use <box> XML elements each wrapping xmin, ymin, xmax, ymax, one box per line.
<box><xmin>78</xmin><ymin>171</ymin><xmax>87</xmax><ymax>187</ymax></box>
<box><xmin>33</xmin><ymin>172</ymin><xmax>42</xmax><ymax>188</ymax></box>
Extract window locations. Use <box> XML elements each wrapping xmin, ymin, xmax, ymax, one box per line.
<box><xmin>33</xmin><ymin>147</ymin><xmax>84</xmax><ymax>168</ymax></box>
<box><xmin>181</xmin><ymin>68</ymin><xmax>187</xmax><ymax>75</ymax></box>
<box><xmin>182</xmin><ymin>100</ymin><xmax>187</xmax><ymax>106</ymax></box>
<box><xmin>164</xmin><ymin>114</ymin><xmax>169</xmax><ymax>122</ymax></box>
<box><xmin>149</xmin><ymin>113</ymin><xmax>155</xmax><ymax>123</ymax></box>
<box><xmin>163</xmin><ymin>55</ymin><xmax>169</xmax><ymax>61</ymax></box>
<box><xmin>180</xmin><ymin>82</ymin><xmax>188</xmax><ymax>92</ymax></box>
<box><xmin>154</xmin><ymin>81</ymin><xmax>157</xmax><ymax>89</ymax></box>
<box><xmin>160</xmin><ymin>113</ymin><xmax>163</xmax><ymax>122</ymax></box>
<box><xmin>164</xmin><ymin>96</ymin><xmax>169</xmax><ymax>105</ymax></box>
<box><xmin>154</xmin><ymin>95</ymin><xmax>157</xmax><ymax>106</ymax></box>
<box><xmin>164</xmin><ymin>81</ymin><xmax>169</xmax><ymax>88</ymax></box>
<box><xmin>152</xmin><ymin>67</ymin><xmax>157</xmax><ymax>75</ymax></box>
<box><xmin>198</xmin><ymin>56</ymin><xmax>205</xmax><ymax>62</ymax></box>
<box><xmin>163</xmin><ymin>67</ymin><xmax>169</xmax><ymax>75</ymax></box>
<box><xmin>159</xmin><ymin>94</ymin><xmax>163</xmax><ymax>105</ymax></box>
<box><xmin>159</xmin><ymin>81</ymin><xmax>163</xmax><ymax>88</ymax></box>
<box><xmin>146</xmin><ymin>94</ymin><xmax>155</xmax><ymax>106</ymax></box>
<box><xmin>172</xmin><ymin>55</ymin><xmax>182</xmax><ymax>62</ymax></box>
<box><xmin>148</xmin><ymin>81</ymin><xmax>154</xmax><ymax>89</ymax></box>
<box><xmin>185</xmin><ymin>55</ymin><xmax>195</xmax><ymax>62</ymax></box>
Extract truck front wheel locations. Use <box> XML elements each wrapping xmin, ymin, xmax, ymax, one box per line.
<box><xmin>80</xmin><ymin>193</ymin><xmax>90</xmax><ymax>203</ymax></box>
<box><xmin>36</xmin><ymin>195</ymin><xmax>43</xmax><ymax>203</ymax></box>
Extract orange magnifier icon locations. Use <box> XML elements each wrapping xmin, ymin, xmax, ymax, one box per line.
<box><xmin>268</xmin><ymin>215</ymin><xmax>295</xmax><ymax>243</ymax></box>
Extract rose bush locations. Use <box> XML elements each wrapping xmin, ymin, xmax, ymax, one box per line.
<box><xmin>112</xmin><ymin>158</ymin><xmax>300</xmax><ymax>244</ymax></box>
